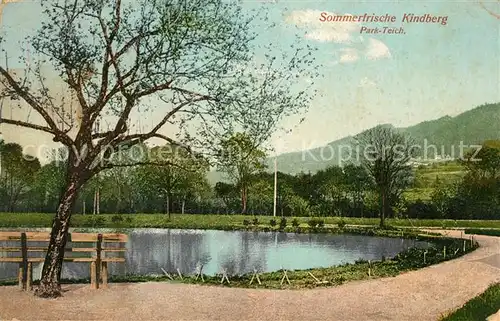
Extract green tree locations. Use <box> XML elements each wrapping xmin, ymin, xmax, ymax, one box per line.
<box><xmin>0</xmin><ymin>0</ymin><xmax>316</xmax><ymax>296</ymax></box>
<box><xmin>135</xmin><ymin>145</ymin><xmax>208</xmax><ymax>218</ymax></box>
<box><xmin>247</xmin><ymin>178</ymin><xmax>273</xmax><ymax>215</ymax></box>
<box><xmin>316</xmin><ymin>166</ymin><xmax>347</xmax><ymax>216</ymax></box>
<box><xmin>0</xmin><ymin>143</ymin><xmax>41</xmax><ymax>212</ymax></box>
<box><xmin>463</xmin><ymin>140</ymin><xmax>500</xmax><ymax>179</ymax></box>
<box><xmin>214</xmin><ymin>182</ymin><xmax>238</xmax><ymax>214</ymax></box>
<box><xmin>343</xmin><ymin>164</ymin><xmax>372</xmax><ymax>217</ymax></box>
<box><xmin>31</xmin><ymin>161</ymin><xmax>66</xmax><ymax>213</ymax></box>
<box><xmin>218</xmin><ymin>133</ymin><xmax>267</xmax><ymax>214</ymax></box>
<box><xmin>356</xmin><ymin>126</ymin><xmax>417</xmax><ymax>227</ymax></box>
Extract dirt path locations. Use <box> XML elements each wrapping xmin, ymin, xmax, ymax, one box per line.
<box><xmin>0</xmin><ymin>230</ymin><xmax>499</xmax><ymax>321</ymax></box>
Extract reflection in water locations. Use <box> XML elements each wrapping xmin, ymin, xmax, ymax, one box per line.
<box><xmin>0</xmin><ymin>229</ymin><xmax>430</xmax><ymax>280</ymax></box>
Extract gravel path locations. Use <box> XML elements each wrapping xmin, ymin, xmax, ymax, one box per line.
<box><xmin>0</xmin><ymin>230</ymin><xmax>499</xmax><ymax>321</ymax></box>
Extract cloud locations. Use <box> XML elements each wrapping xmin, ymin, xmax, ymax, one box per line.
<box><xmin>338</xmin><ymin>48</ymin><xmax>359</xmax><ymax>63</ymax></box>
<box><xmin>285</xmin><ymin>10</ymin><xmax>392</xmax><ymax>65</ymax></box>
<box><xmin>359</xmin><ymin>77</ymin><xmax>377</xmax><ymax>88</ymax></box>
<box><xmin>285</xmin><ymin>10</ymin><xmax>358</xmax><ymax>44</ymax></box>
<box><xmin>365</xmin><ymin>38</ymin><xmax>392</xmax><ymax>60</ymax></box>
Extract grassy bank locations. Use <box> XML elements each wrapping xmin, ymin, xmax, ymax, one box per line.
<box><xmin>0</xmin><ymin>212</ymin><xmax>500</xmax><ymax>230</ymax></box>
<box><xmin>465</xmin><ymin>228</ymin><xmax>500</xmax><ymax>237</ymax></box>
<box><xmin>0</xmin><ymin>232</ymin><xmax>479</xmax><ymax>290</ymax></box>
<box><xmin>440</xmin><ymin>283</ymin><xmax>500</xmax><ymax>321</ymax></box>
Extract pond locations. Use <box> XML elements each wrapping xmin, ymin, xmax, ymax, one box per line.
<box><xmin>0</xmin><ymin>229</ymin><xmax>431</xmax><ymax>280</ymax></box>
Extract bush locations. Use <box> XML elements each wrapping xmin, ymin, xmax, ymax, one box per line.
<box><xmin>279</xmin><ymin>217</ymin><xmax>287</xmax><ymax>229</ymax></box>
<box><xmin>405</xmin><ymin>200</ymin><xmax>438</xmax><ymax>219</ymax></box>
<box><xmin>465</xmin><ymin>228</ymin><xmax>500</xmax><ymax>237</ymax></box>
<box><xmin>111</xmin><ymin>214</ymin><xmax>124</xmax><ymax>223</ymax></box>
<box><xmin>337</xmin><ymin>219</ymin><xmax>346</xmax><ymax>229</ymax></box>
<box><xmin>291</xmin><ymin>218</ymin><xmax>300</xmax><ymax>227</ymax></box>
<box><xmin>243</xmin><ymin>219</ymin><xmax>250</xmax><ymax>226</ymax></box>
<box><xmin>252</xmin><ymin>218</ymin><xmax>259</xmax><ymax>225</ymax></box>
<box><xmin>269</xmin><ymin>218</ymin><xmax>277</xmax><ymax>227</ymax></box>
<box><xmin>307</xmin><ymin>218</ymin><xmax>324</xmax><ymax>228</ymax></box>
<box><xmin>88</xmin><ymin>215</ymin><xmax>106</xmax><ymax>227</ymax></box>
<box><xmin>124</xmin><ymin>216</ymin><xmax>133</xmax><ymax>224</ymax></box>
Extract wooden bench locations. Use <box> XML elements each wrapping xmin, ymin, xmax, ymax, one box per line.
<box><xmin>0</xmin><ymin>232</ymin><xmax>128</xmax><ymax>290</ymax></box>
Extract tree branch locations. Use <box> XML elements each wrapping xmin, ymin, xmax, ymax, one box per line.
<box><xmin>0</xmin><ymin>118</ymin><xmax>57</xmax><ymax>136</ymax></box>
<box><xmin>0</xmin><ymin>67</ymin><xmax>73</xmax><ymax>145</ymax></box>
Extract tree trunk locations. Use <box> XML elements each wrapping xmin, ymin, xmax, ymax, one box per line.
<box><xmin>380</xmin><ymin>190</ymin><xmax>386</xmax><ymax>228</ymax></box>
<box><xmin>35</xmin><ymin>171</ymin><xmax>81</xmax><ymax>298</ymax></box>
<box><xmin>241</xmin><ymin>186</ymin><xmax>247</xmax><ymax>214</ymax></box>
<box><xmin>166</xmin><ymin>192</ymin><xmax>171</xmax><ymax>220</ymax></box>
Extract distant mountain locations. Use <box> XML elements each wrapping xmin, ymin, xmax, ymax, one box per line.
<box><xmin>207</xmin><ymin>103</ymin><xmax>500</xmax><ymax>184</ymax></box>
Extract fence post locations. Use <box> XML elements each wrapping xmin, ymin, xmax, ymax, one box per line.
<box><xmin>101</xmin><ymin>262</ymin><xmax>108</xmax><ymax>289</ymax></box>
<box><xmin>90</xmin><ymin>261</ymin><xmax>97</xmax><ymax>289</ymax></box>
<box><xmin>280</xmin><ymin>268</ymin><xmax>290</xmax><ymax>285</ymax></box>
<box><xmin>443</xmin><ymin>246</ymin><xmax>446</xmax><ymax>259</ymax></box>
<box><xmin>423</xmin><ymin>250</ymin><xmax>427</xmax><ymax>264</ymax></box>
<box><xmin>96</xmin><ymin>234</ymin><xmax>102</xmax><ymax>289</ymax></box>
<box><xmin>161</xmin><ymin>268</ymin><xmax>173</xmax><ymax>280</ymax></box>
<box><xmin>220</xmin><ymin>269</ymin><xmax>230</xmax><ymax>284</ymax></box>
<box><xmin>249</xmin><ymin>269</ymin><xmax>261</xmax><ymax>285</ymax></box>
<box><xmin>26</xmin><ymin>262</ymin><xmax>33</xmax><ymax>291</ymax></box>
<box><xmin>20</xmin><ymin>232</ymin><xmax>28</xmax><ymax>291</ymax></box>
<box><xmin>195</xmin><ymin>264</ymin><xmax>204</xmax><ymax>282</ymax></box>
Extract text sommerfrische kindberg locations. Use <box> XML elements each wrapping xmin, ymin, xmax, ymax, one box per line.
<box><xmin>319</xmin><ymin>13</ymin><xmax>448</xmax><ymax>26</ymax></box>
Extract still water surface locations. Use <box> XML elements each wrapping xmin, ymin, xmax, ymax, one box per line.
<box><xmin>0</xmin><ymin>228</ymin><xmax>430</xmax><ymax>280</ymax></box>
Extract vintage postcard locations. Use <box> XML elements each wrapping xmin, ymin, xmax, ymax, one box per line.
<box><xmin>0</xmin><ymin>0</ymin><xmax>498</xmax><ymax>320</ymax></box>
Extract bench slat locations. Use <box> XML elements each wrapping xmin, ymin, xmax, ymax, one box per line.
<box><xmin>0</xmin><ymin>257</ymin><xmax>126</xmax><ymax>263</ymax></box>
<box><xmin>0</xmin><ymin>247</ymin><xmax>49</xmax><ymax>252</ymax></box>
<box><xmin>0</xmin><ymin>232</ymin><xmax>50</xmax><ymax>241</ymax></box>
<box><xmin>102</xmin><ymin>257</ymin><xmax>126</xmax><ymax>262</ymax></box>
<box><xmin>0</xmin><ymin>257</ymin><xmax>22</xmax><ymax>262</ymax></box>
<box><xmin>0</xmin><ymin>232</ymin><xmax>128</xmax><ymax>242</ymax></box>
<box><xmin>0</xmin><ymin>247</ymin><xmax>125</xmax><ymax>253</ymax></box>
<box><xmin>70</xmin><ymin>233</ymin><xmax>128</xmax><ymax>242</ymax></box>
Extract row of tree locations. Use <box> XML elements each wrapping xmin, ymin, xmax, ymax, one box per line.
<box><xmin>2</xmin><ymin>134</ymin><xmax>499</xmax><ymax>224</ymax></box>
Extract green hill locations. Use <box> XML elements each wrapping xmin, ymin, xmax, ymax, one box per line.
<box><xmin>208</xmin><ymin>102</ymin><xmax>500</xmax><ymax>183</ymax></box>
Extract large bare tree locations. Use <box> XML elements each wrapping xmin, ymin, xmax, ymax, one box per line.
<box><xmin>356</xmin><ymin>126</ymin><xmax>416</xmax><ymax>227</ymax></box>
<box><xmin>0</xmin><ymin>0</ymin><xmax>317</xmax><ymax>297</ymax></box>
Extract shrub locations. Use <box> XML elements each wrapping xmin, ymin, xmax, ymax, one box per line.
<box><xmin>307</xmin><ymin>218</ymin><xmax>317</xmax><ymax>228</ymax></box>
<box><xmin>243</xmin><ymin>219</ymin><xmax>250</xmax><ymax>226</ymax></box>
<box><xmin>269</xmin><ymin>219</ymin><xmax>277</xmax><ymax>227</ymax></box>
<box><xmin>111</xmin><ymin>214</ymin><xmax>124</xmax><ymax>223</ymax></box>
<box><xmin>337</xmin><ymin>219</ymin><xmax>346</xmax><ymax>229</ymax></box>
<box><xmin>291</xmin><ymin>218</ymin><xmax>300</xmax><ymax>227</ymax></box>
<box><xmin>89</xmin><ymin>215</ymin><xmax>106</xmax><ymax>227</ymax></box>
<box><xmin>404</xmin><ymin>200</ymin><xmax>438</xmax><ymax>219</ymax></box>
<box><xmin>465</xmin><ymin>228</ymin><xmax>500</xmax><ymax>237</ymax></box>
<box><xmin>124</xmin><ymin>216</ymin><xmax>133</xmax><ymax>224</ymax></box>
<box><xmin>252</xmin><ymin>218</ymin><xmax>259</xmax><ymax>225</ymax></box>
<box><xmin>307</xmin><ymin>218</ymin><xmax>324</xmax><ymax>228</ymax></box>
<box><xmin>279</xmin><ymin>217</ymin><xmax>287</xmax><ymax>229</ymax></box>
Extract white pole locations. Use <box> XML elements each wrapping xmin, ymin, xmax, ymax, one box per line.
<box><xmin>273</xmin><ymin>156</ymin><xmax>277</xmax><ymax>217</ymax></box>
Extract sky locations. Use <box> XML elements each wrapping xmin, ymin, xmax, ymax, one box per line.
<box><xmin>0</xmin><ymin>0</ymin><xmax>499</xmax><ymax>160</ymax></box>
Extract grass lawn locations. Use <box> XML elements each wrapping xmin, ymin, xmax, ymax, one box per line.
<box><xmin>465</xmin><ymin>229</ymin><xmax>500</xmax><ymax>237</ymax></box>
<box><xmin>0</xmin><ymin>212</ymin><xmax>499</xmax><ymax>230</ymax></box>
<box><xmin>440</xmin><ymin>283</ymin><xmax>500</xmax><ymax>321</ymax></box>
